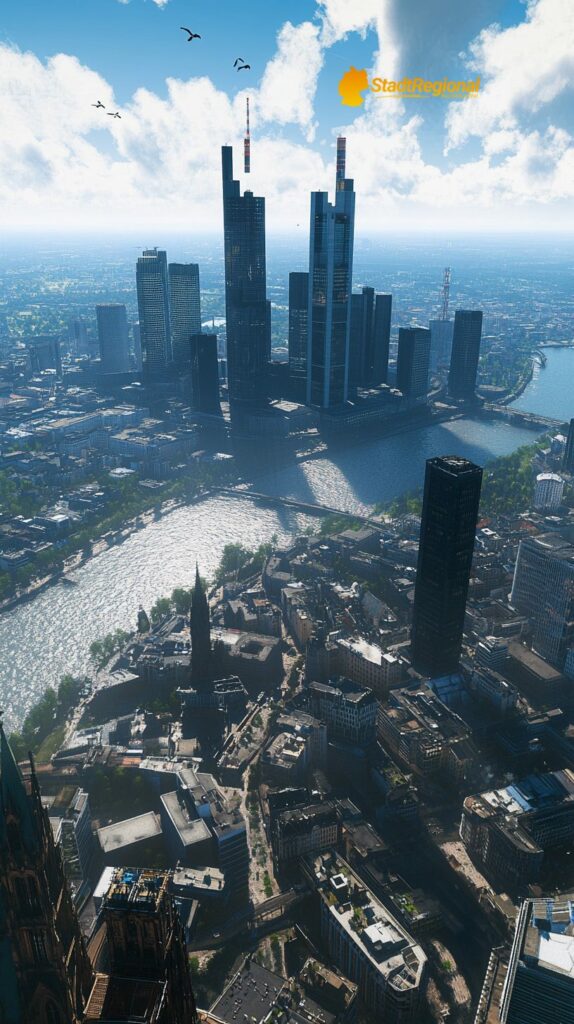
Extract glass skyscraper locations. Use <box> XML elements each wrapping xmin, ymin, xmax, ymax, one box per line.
<box><xmin>221</xmin><ymin>145</ymin><xmax>270</xmax><ymax>409</ymax></box>
<box><xmin>411</xmin><ymin>455</ymin><xmax>483</xmax><ymax>677</ymax></box>
<box><xmin>307</xmin><ymin>137</ymin><xmax>355</xmax><ymax>409</ymax></box>
<box><xmin>288</xmin><ymin>271</ymin><xmax>309</xmax><ymax>400</ymax></box>
<box><xmin>349</xmin><ymin>287</ymin><xmax>392</xmax><ymax>388</ymax></box>
<box><xmin>396</xmin><ymin>327</ymin><xmax>431</xmax><ymax>399</ymax></box>
<box><xmin>448</xmin><ymin>309</ymin><xmax>483</xmax><ymax>398</ymax></box>
<box><xmin>96</xmin><ymin>303</ymin><xmax>130</xmax><ymax>374</ymax></box>
<box><xmin>190</xmin><ymin>333</ymin><xmax>222</xmax><ymax>416</ymax></box>
<box><xmin>136</xmin><ymin>248</ymin><xmax>171</xmax><ymax>378</ymax></box>
<box><xmin>169</xmin><ymin>263</ymin><xmax>201</xmax><ymax>366</ymax></box>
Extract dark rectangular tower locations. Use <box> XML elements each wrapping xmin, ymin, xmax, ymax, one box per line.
<box><xmin>563</xmin><ymin>418</ymin><xmax>574</xmax><ymax>474</ymax></box>
<box><xmin>190</xmin><ymin>333</ymin><xmax>221</xmax><ymax>416</ymax></box>
<box><xmin>349</xmin><ymin>288</ymin><xmax>392</xmax><ymax>388</ymax></box>
<box><xmin>136</xmin><ymin>248</ymin><xmax>171</xmax><ymax>378</ymax></box>
<box><xmin>288</xmin><ymin>271</ymin><xmax>309</xmax><ymax>400</ymax></box>
<box><xmin>221</xmin><ymin>145</ymin><xmax>270</xmax><ymax>410</ymax></box>
<box><xmin>396</xmin><ymin>327</ymin><xmax>431</xmax><ymax>399</ymax></box>
<box><xmin>411</xmin><ymin>455</ymin><xmax>483</xmax><ymax>677</ymax></box>
<box><xmin>448</xmin><ymin>309</ymin><xmax>483</xmax><ymax>399</ymax></box>
<box><xmin>96</xmin><ymin>303</ymin><xmax>131</xmax><ymax>374</ymax></box>
<box><xmin>169</xmin><ymin>263</ymin><xmax>201</xmax><ymax>366</ymax></box>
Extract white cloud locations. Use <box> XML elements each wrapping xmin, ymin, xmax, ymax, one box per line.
<box><xmin>258</xmin><ymin>21</ymin><xmax>323</xmax><ymax>141</ymax></box>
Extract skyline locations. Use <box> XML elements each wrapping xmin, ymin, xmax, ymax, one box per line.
<box><xmin>1</xmin><ymin>0</ymin><xmax>573</xmax><ymax>233</ymax></box>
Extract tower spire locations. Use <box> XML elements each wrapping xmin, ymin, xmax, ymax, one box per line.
<box><xmin>244</xmin><ymin>96</ymin><xmax>251</xmax><ymax>174</ymax></box>
<box><xmin>336</xmin><ymin>136</ymin><xmax>346</xmax><ymax>188</ymax></box>
<box><xmin>440</xmin><ymin>267</ymin><xmax>451</xmax><ymax>321</ymax></box>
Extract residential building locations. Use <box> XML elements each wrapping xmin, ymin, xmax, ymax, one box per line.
<box><xmin>307</xmin><ymin>137</ymin><xmax>355</xmax><ymax>409</ymax></box>
<box><xmin>448</xmin><ymin>309</ymin><xmax>483</xmax><ymax>399</ymax></box>
<box><xmin>271</xmin><ymin>801</ymin><xmax>340</xmax><ymax>866</ymax></box>
<box><xmin>336</xmin><ymin>636</ymin><xmax>405</xmax><ymax>697</ymax></box>
<box><xmin>308</xmin><ymin>677</ymin><xmax>377</xmax><ymax>747</ymax></box>
<box><xmin>396</xmin><ymin>327</ymin><xmax>431</xmax><ymax>400</ymax></box>
<box><xmin>168</xmin><ymin>263</ymin><xmax>201</xmax><ymax>365</ymax></box>
<box><xmin>136</xmin><ymin>248</ymin><xmax>171</xmax><ymax>377</ymax></box>
<box><xmin>534</xmin><ymin>472</ymin><xmax>564</xmax><ymax>509</ymax></box>
<box><xmin>96</xmin><ymin>303</ymin><xmax>131</xmax><ymax>373</ymax></box>
<box><xmin>411</xmin><ymin>455</ymin><xmax>483</xmax><ymax>677</ymax></box>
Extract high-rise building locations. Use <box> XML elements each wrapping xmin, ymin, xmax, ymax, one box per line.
<box><xmin>190</xmin><ymin>333</ymin><xmax>221</xmax><ymax>415</ymax></box>
<box><xmin>474</xmin><ymin>894</ymin><xmax>574</xmax><ymax>1024</ymax></box>
<box><xmin>307</xmin><ymin>137</ymin><xmax>355</xmax><ymax>409</ymax></box>
<box><xmin>428</xmin><ymin>318</ymin><xmax>454</xmax><ymax>372</ymax></box>
<box><xmin>168</xmin><ymin>263</ymin><xmax>201</xmax><ymax>366</ymax></box>
<box><xmin>96</xmin><ymin>303</ymin><xmax>131</xmax><ymax>373</ymax></box>
<box><xmin>190</xmin><ymin>564</ymin><xmax>211</xmax><ymax>688</ymax></box>
<box><xmin>136</xmin><ymin>248</ymin><xmax>171</xmax><ymax>378</ymax></box>
<box><xmin>68</xmin><ymin>317</ymin><xmax>89</xmax><ymax>356</ymax></box>
<box><xmin>534</xmin><ymin>472</ymin><xmax>564</xmax><ymax>509</ymax></box>
<box><xmin>221</xmin><ymin>145</ymin><xmax>270</xmax><ymax>409</ymax></box>
<box><xmin>396</xmin><ymin>327</ymin><xmax>431</xmax><ymax>399</ymax></box>
<box><xmin>0</xmin><ymin>724</ymin><xmax>94</xmax><ymax>1024</ymax></box>
<box><xmin>510</xmin><ymin>533</ymin><xmax>574</xmax><ymax>669</ymax></box>
<box><xmin>448</xmin><ymin>309</ymin><xmax>483</xmax><ymax>399</ymax></box>
<box><xmin>27</xmin><ymin>336</ymin><xmax>62</xmax><ymax>377</ymax></box>
<box><xmin>288</xmin><ymin>271</ymin><xmax>309</xmax><ymax>399</ymax></box>
<box><xmin>349</xmin><ymin>288</ymin><xmax>392</xmax><ymax>388</ymax></box>
<box><xmin>411</xmin><ymin>455</ymin><xmax>483</xmax><ymax>677</ymax></box>
<box><xmin>563</xmin><ymin>418</ymin><xmax>574</xmax><ymax>474</ymax></box>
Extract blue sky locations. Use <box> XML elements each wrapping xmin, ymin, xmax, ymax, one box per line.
<box><xmin>1</xmin><ymin>0</ymin><xmax>573</xmax><ymax>231</ymax></box>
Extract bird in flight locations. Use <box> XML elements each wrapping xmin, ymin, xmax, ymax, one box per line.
<box><xmin>107</xmin><ymin>111</ymin><xmax>121</xmax><ymax>119</ymax></box>
<box><xmin>233</xmin><ymin>57</ymin><xmax>245</xmax><ymax>67</ymax></box>
<box><xmin>181</xmin><ymin>27</ymin><xmax>201</xmax><ymax>41</ymax></box>
<box><xmin>92</xmin><ymin>101</ymin><xmax>105</xmax><ymax>109</ymax></box>
<box><xmin>237</xmin><ymin>64</ymin><xmax>251</xmax><ymax>72</ymax></box>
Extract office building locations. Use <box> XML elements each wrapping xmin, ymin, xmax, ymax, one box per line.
<box><xmin>396</xmin><ymin>327</ymin><xmax>431</xmax><ymax>400</ymax></box>
<box><xmin>534</xmin><ymin>471</ymin><xmax>564</xmax><ymax>509</ymax></box>
<box><xmin>350</xmin><ymin>288</ymin><xmax>392</xmax><ymax>388</ymax></box>
<box><xmin>271</xmin><ymin>801</ymin><xmax>339</xmax><ymax>866</ymax></box>
<box><xmin>307</xmin><ymin>137</ymin><xmax>355</xmax><ymax>409</ymax></box>
<box><xmin>474</xmin><ymin>894</ymin><xmax>574</xmax><ymax>1024</ymax></box>
<box><xmin>96</xmin><ymin>303</ymin><xmax>131</xmax><ymax>373</ymax></box>
<box><xmin>190</xmin><ymin>333</ymin><xmax>221</xmax><ymax>415</ymax></box>
<box><xmin>136</xmin><ymin>247</ymin><xmax>171</xmax><ymax>377</ymax></box>
<box><xmin>303</xmin><ymin>852</ymin><xmax>426</xmax><ymax>1020</ymax></box>
<box><xmin>411</xmin><ymin>455</ymin><xmax>483</xmax><ymax>677</ymax></box>
<box><xmin>563</xmin><ymin>418</ymin><xmax>574</xmax><ymax>474</ymax></box>
<box><xmin>429</xmin><ymin>318</ymin><xmax>454</xmax><ymax>372</ymax></box>
<box><xmin>460</xmin><ymin>769</ymin><xmax>574</xmax><ymax>890</ymax></box>
<box><xmin>26</xmin><ymin>335</ymin><xmax>62</xmax><ymax>377</ymax></box>
<box><xmin>221</xmin><ymin>145</ymin><xmax>270</xmax><ymax>409</ymax></box>
<box><xmin>448</xmin><ymin>309</ymin><xmax>483</xmax><ymax>399</ymax></box>
<box><xmin>510</xmin><ymin>533</ymin><xmax>574</xmax><ymax>669</ymax></box>
<box><xmin>308</xmin><ymin>677</ymin><xmax>377</xmax><ymax>747</ymax></box>
<box><xmin>169</xmin><ymin>263</ymin><xmax>201</xmax><ymax>366</ymax></box>
<box><xmin>69</xmin><ymin>317</ymin><xmax>89</xmax><ymax>356</ymax></box>
<box><xmin>288</xmin><ymin>271</ymin><xmax>309</xmax><ymax>399</ymax></box>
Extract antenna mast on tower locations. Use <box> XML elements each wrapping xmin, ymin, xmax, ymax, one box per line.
<box><xmin>244</xmin><ymin>97</ymin><xmax>251</xmax><ymax>174</ymax></box>
<box><xmin>440</xmin><ymin>267</ymin><xmax>451</xmax><ymax>321</ymax></box>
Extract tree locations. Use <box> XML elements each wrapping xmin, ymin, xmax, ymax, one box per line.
<box><xmin>150</xmin><ymin>596</ymin><xmax>173</xmax><ymax>622</ymax></box>
<box><xmin>171</xmin><ymin>587</ymin><xmax>192</xmax><ymax>615</ymax></box>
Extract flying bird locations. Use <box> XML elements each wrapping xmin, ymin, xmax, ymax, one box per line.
<box><xmin>180</xmin><ymin>27</ymin><xmax>201</xmax><ymax>41</ymax></box>
<box><xmin>233</xmin><ymin>57</ymin><xmax>245</xmax><ymax>67</ymax></box>
<box><xmin>107</xmin><ymin>111</ymin><xmax>121</xmax><ymax>119</ymax></box>
<box><xmin>92</xmin><ymin>101</ymin><xmax>105</xmax><ymax>109</ymax></box>
<box><xmin>237</xmin><ymin>64</ymin><xmax>251</xmax><ymax>71</ymax></box>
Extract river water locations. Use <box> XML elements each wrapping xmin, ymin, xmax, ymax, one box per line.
<box><xmin>2</xmin><ymin>347</ymin><xmax>573</xmax><ymax>732</ymax></box>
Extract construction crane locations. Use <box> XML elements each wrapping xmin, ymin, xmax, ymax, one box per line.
<box><xmin>244</xmin><ymin>96</ymin><xmax>250</xmax><ymax>174</ymax></box>
<box><xmin>440</xmin><ymin>267</ymin><xmax>451</xmax><ymax>321</ymax></box>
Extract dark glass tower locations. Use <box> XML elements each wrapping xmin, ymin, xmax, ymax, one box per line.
<box><xmin>169</xmin><ymin>264</ymin><xmax>201</xmax><ymax>366</ymax></box>
<box><xmin>190</xmin><ymin>564</ymin><xmax>212</xmax><ymax>688</ymax></box>
<box><xmin>396</xmin><ymin>327</ymin><xmax>431</xmax><ymax>399</ymax></box>
<box><xmin>349</xmin><ymin>288</ymin><xmax>392</xmax><ymax>388</ymax></box>
<box><xmin>448</xmin><ymin>309</ymin><xmax>483</xmax><ymax>399</ymax></box>
<box><xmin>221</xmin><ymin>146</ymin><xmax>270</xmax><ymax>410</ymax></box>
<box><xmin>136</xmin><ymin>248</ymin><xmax>171</xmax><ymax>378</ymax></box>
<box><xmin>307</xmin><ymin>137</ymin><xmax>355</xmax><ymax>409</ymax></box>
<box><xmin>563</xmin><ymin>418</ymin><xmax>574</xmax><ymax>474</ymax></box>
<box><xmin>411</xmin><ymin>455</ymin><xmax>483</xmax><ymax>677</ymax></box>
<box><xmin>288</xmin><ymin>271</ymin><xmax>309</xmax><ymax>400</ymax></box>
<box><xmin>190</xmin><ymin>333</ymin><xmax>221</xmax><ymax>415</ymax></box>
<box><xmin>96</xmin><ymin>303</ymin><xmax>131</xmax><ymax>373</ymax></box>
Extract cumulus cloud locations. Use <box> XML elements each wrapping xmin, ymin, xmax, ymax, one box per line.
<box><xmin>258</xmin><ymin>21</ymin><xmax>323</xmax><ymax>141</ymax></box>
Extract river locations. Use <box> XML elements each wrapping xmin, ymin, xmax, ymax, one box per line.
<box><xmin>2</xmin><ymin>346</ymin><xmax>573</xmax><ymax>732</ymax></box>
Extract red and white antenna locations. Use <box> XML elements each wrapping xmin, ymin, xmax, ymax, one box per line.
<box><xmin>244</xmin><ymin>96</ymin><xmax>251</xmax><ymax>174</ymax></box>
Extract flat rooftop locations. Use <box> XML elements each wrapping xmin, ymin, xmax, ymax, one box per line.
<box><xmin>210</xmin><ymin>958</ymin><xmax>284</xmax><ymax>1024</ymax></box>
<box><xmin>160</xmin><ymin>791</ymin><xmax>212</xmax><ymax>848</ymax></box>
<box><xmin>97</xmin><ymin>812</ymin><xmax>162</xmax><ymax>854</ymax></box>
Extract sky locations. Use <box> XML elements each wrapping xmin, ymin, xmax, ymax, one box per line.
<box><xmin>1</xmin><ymin>0</ymin><xmax>573</xmax><ymax>233</ymax></box>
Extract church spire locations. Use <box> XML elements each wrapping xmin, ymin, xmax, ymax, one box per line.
<box><xmin>190</xmin><ymin>564</ymin><xmax>212</xmax><ymax>689</ymax></box>
<box><xmin>0</xmin><ymin>720</ymin><xmax>38</xmax><ymax>856</ymax></box>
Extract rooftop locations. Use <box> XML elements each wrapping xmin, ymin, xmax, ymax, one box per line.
<box><xmin>97</xmin><ymin>812</ymin><xmax>162</xmax><ymax>854</ymax></box>
<box><xmin>102</xmin><ymin>867</ymin><xmax>169</xmax><ymax>912</ymax></box>
<box><xmin>210</xmin><ymin>958</ymin><xmax>284</xmax><ymax>1024</ymax></box>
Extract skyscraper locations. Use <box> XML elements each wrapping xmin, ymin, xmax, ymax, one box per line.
<box><xmin>349</xmin><ymin>288</ymin><xmax>392</xmax><ymax>388</ymax></box>
<box><xmin>563</xmin><ymin>418</ymin><xmax>574</xmax><ymax>474</ymax></box>
<box><xmin>411</xmin><ymin>455</ymin><xmax>483</xmax><ymax>677</ymax></box>
<box><xmin>396</xmin><ymin>327</ymin><xmax>431</xmax><ymax>399</ymax></box>
<box><xmin>428</xmin><ymin>318</ymin><xmax>454</xmax><ymax>372</ymax></box>
<box><xmin>136</xmin><ymin>248</ymin><xmax>171</xmax><ymax>378</ymax></box>
<box><xmin>27</xmin><ymin>336</ymin><xmax>62</xmax><ymax>377</ymax></box>
<box><xmin>288</xmin><ymin>271</ymin><xmax>309</xmax><ymax>399</ymax></box>
<box><xmin>190</xmin><ymin>564</ymin><xmax>212</xmax><ymax>688</ymax></box>
<box><xmin>96</xmin><ymin>303</ymin><xmax>131</xmax><ymax>373</ymax></box>
<box><xmin>221</xmin><ymin>145</ymin><xmax>270</xmax><ymax>409</ymax></box>
<box><xmin>190</xmin><ymin>333</ymin><xmax>221</xmax><ymax>415</ymax></box>
<box><xmin>168</xmin><ymin>263</ymin><xmax>201</xmax><ymax>366</ymax></box>
<box><xmin>307</xmin><ymin>137</ymin><xmax>355</xmax><ymax>409</ymax></box>
<box><xmin>448</xmin><ymin>309</ymin><xmax>483</xmax><ymax>399</ymax></box>
<box><xmin>510</xmin><ymin>533</ymin><xmax>574</xmax><ymax>669</ymax></box>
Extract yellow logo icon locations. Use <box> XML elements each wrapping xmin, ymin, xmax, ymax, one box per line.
<box><xmin>338</xmin><ymin>66</ymin><xmax>369</xmax><ymax>107</ymax></box>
